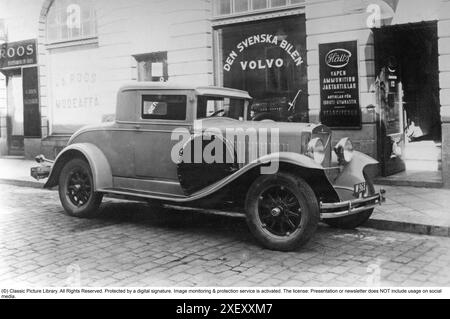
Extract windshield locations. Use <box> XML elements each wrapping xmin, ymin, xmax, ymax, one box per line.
<box><xmin>197</xmin><ymin>96</ymin><xmax>249</xmax><ymax>121</ymax></box>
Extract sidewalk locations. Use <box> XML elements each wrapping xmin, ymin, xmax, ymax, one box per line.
<box><xmin>0</xmin><ymin>157</ymin><xmax>45</xmax><ymax>188</ymax></box>
<box><xmin>1</xmin><ymin>157</ymin><xmax>450</xmax><ymax>237</ymax></box>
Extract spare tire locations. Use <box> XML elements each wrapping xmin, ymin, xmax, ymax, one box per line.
<box><xmin>177</xmin><ymin>134</ymin><xmax>238</xmax><ymax>195</ymax></box>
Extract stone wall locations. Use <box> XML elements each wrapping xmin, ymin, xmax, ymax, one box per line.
<box><xmin>305</xmin><ymin>0</ymin><xmax>378</xmax><ymax>158</ymax></box>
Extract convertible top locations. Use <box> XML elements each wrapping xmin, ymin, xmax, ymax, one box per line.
<box><xmin>118</xmin><ymin>82</ymin><xmax>252</xmax><ymax>100</ymax></box>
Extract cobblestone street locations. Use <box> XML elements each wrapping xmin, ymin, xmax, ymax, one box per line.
<box><xmin>1</xmin><ymin>184</ymin><xmax>450</xmax><ymax>287</ymax></box>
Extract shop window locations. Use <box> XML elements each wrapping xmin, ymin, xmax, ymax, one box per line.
<box><xmin>142</xmin><ymin>95</ymin><xmax>186</xmax><ymax>121</ymax></box>
<box><xmin>133</xmin><ymin>52</ymin><xmax>168</xmax><ymax>82</ymax></box>
<box><xmin>214</xmin><ymin>0</ymin><xmax>304</xmax><ymax>17</ymax></box>
<box><xmin>217</xmin><ymin>15</ymin><xmax>308</xmax><ymax>121</ymax></box>
<box><xmin>46</xmin><ymin>0</ymin><xmax>97</xmax><ymax>44</ymax></box>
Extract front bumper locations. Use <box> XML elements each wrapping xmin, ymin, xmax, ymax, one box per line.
<box><xmin>31</xmin><ymin>165</ymin><xmax>51</xmax><ymax>181</ymax></box>
<box><xmin>319</xmin><ymin>190</ymin><xmax>385</xmax><ymax>219</ymax></box>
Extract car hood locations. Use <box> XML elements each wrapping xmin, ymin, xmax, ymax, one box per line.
<box><xmin>193</xmin><ymin>118</ymin><xmax>331</xmax><ymax>156</ymax></box>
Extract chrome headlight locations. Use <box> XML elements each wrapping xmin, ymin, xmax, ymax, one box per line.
<box><xmin>335</xmin><ymin>138</ymin><xmax>354</xmax><ymax>164</ymax></box>
<box><xmin>307</xmin><ymin>138</ymin><xmax>325</xmax><ymax>164</ymax></box>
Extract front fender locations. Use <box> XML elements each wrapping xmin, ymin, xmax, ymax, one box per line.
<box><xmin>333</xmin><ymin>151</ymin><xmax>379</xmax><ymax>201</ymax></box>
<box><xmin>191</xmin><ymin>151</ymin><xmax>325</xmax><ymax>195</ymax></box>
<box><xmin>255</xmin><ymin>152</ymin><xmax>324</xmax><ymax>171</ymax></box>
<box><xmin>44</xmin><ymin>143</ymin><xmax>113</xmax><ymax>190</ymax></box>
<box><xmin>186</xmin><ymin>152</ymin><xmax>338</xmax><ymax>203</ymax></box>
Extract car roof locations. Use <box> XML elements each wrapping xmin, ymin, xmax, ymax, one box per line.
<box><xmin>119</xmin><ymin>82</ymin><xmax>252</xmax><ymax>99</ymax></box>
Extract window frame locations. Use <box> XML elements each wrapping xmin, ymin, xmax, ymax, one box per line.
<box><xmin>133</xmin><ymin>51</ymin><xmax>169</xmax><ymax>82</ymax></box>
<box><xmin>141</xmin><ymin>94</ymin><xmax>188</xmax><ymax>121</ymax></box>
<box><xmin>213</xmin><ymin>0</ymin><xmax>305</xmax><ymax>19</ymax></box>
<box><xmin>45</xmin><ymin>0</ymin><xmax>98</xmax><ymax>46</ymax></box>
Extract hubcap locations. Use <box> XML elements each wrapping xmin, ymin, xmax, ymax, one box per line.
<box><xmin>271</xmin><ymin>207</ymin><xmax>282</xmax><ymax>217</ymax></box>
<box><xmin>258</xmin><ymin>185</ymin><xmax>302</xmax><ymax>237</ymax></box>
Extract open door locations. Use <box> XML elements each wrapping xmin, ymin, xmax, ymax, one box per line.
<box><xmin>373</xmin><ymin>21</ymin><xmax>441</xmax><ymax>177</ymax></box>
<box><xmin>374</xmin><ymin>55</ymin><xmax>406</xmax><ymax>176</ymax></box>
<box><xmin>374</xmin><ymin>33</ymin><xmax>406</xmax><ymax>177</ymax></box>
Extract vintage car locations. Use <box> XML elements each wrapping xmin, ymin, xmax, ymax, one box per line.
<box><xmin>31</xmin><ymin>83</ymin><xmax>385</xmax><ymax>251</ymax></box>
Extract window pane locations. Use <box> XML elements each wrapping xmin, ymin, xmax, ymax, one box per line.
<box><xmin>219</xmin><ymin>15</ymin><xmax>309</xmax><ymax>122</ymax></box>
<box><xmin>47</xmin><ymin>26</ymin><xmax>58</xmax><ymax>42</ymax></box>
<box><xmin>197</xmin><ymin>97</ymin><xmax>246</xmax><ymax>121</ymax></box>
<box><xmin>46</xmin><ymin>0</ymin><xmax>97</xmax><ymax>43</ymax></box>
<box><xmin>143</xmin><ymin>101</ymin><xmax>168</xmax><ymax>116</ymax></box>
<box><xmin>270</xmin><ymin>0</ymin><xmax>287</xmax><ymax>7</ymax></box>
<box><xmin>234</xmin><ymin>0</ymin><xmax>249</xmax><ymax>12</ymax></box>
<box><xmin>142</xmin><ymin>95</ymin><xmax>187</xmax><ymax>121</ymax></box>
<box><xmin>218</xmin><ymin>0</ymin><xmax>232</xmax><ymax>14</ymax></box>
<box><xmin>252</xmin><ymin>0</ymin><xmax>267</xmax><ymax>10</ymax></box>
<box><xmin>290</xmin><ymin>0</ymin><xmax>305</xmax><ymax>4</ymax></box>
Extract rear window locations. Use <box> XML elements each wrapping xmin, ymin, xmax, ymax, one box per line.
<box><xmin>142</xmin><ymin>95</ymin><xmax>186</xmax><ymax>120</ymax></box>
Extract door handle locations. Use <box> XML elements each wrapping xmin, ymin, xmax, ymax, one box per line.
<box><xmin>134</xmin><ymin>124</ymin><xmax>141</xmax><ymax>130</ymax></box>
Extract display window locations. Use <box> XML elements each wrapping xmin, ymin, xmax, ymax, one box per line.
<box><xmin>216</xmin><ymin>15</ymin><xmax>308</xmax><ymax>122</ymax></box>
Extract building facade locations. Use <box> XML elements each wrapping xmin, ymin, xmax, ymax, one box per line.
<box><xmin>1</xmin><ymin>0</ymin><xmax>450</xmax><ymax>187</ymax></box>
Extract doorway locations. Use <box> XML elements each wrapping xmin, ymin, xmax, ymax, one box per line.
<box><xmin>374</xmin><ymin>21</ymin><xmax>441</xmax><ymax>180</ymax></box>
<box><xmin>6</xmin><ymin>72</ymin><xmax>24</xmax><ymax>156</ymax></box>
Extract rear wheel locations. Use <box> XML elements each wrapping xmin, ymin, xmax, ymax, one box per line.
<box><xmin>245</xmin><ymin>172</ymin><xmax>319</xmax><ymax>251</ymax></box>
<box><xmin>58</xmin><ymin>158</ymin><xmax>103</xmax><ymax>218</ymax></box>
<box><xmin>324</xmin><ymin>175</ymin><xmax>375</xmax><ymax>229</ymax></box>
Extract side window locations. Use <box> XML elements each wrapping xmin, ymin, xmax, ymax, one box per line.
<box><xmin>142</xmin><ymin>95</ymin><xmax>186</xmax><ymax>120</ymax></box>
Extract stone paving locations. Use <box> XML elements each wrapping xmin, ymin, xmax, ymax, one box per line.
<box><xmin>0</xmin><ymin>184</ymin><xmax>450</xmax><ymax>287</ymax></box>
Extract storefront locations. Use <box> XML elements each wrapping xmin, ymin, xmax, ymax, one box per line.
<box><xmin>3</xmin><ymin>0</ymin><xmax>450</xmax><ymax>187</ymax></box>
<box><xmin>0</xmin><ymin>39</ymin><xmax>40</xmax><ymax>157</ymax></box>
<box><xmin>36</xmin><ymin>0</ymin><xmax>173</xmax><ymax>158</ymax></box>
<box><xmin>211</xmin><ymin>0</ymin><xmax>450</xmax><ymax>187</ymax></box>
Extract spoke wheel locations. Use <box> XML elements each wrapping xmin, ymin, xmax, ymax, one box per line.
<box><xmin>245</xmin><ymin>172</ymin><xmax>319</xmax><ymax>251</ymax></box>
<box><xmin>258</xmin><ymin>186</ymin><xmax>302</xmax><ymax>237</ymax></box>
<box><xmin>58</xmin><ymin>158</ymin><xmax>103</xmax><ymax>218</ymax></box>
<box><xmin>67</xmin><ymin>169</ymin><xmax>92</xmax><ymax>207</ymax></box>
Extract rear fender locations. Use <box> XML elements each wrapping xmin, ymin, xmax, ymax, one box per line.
<box><xmin>44</xmin><ymin>143</ymin><xmax>113</xmax><ymax>190</ymax></box>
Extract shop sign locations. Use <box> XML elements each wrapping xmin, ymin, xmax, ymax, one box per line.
<box><xmin>50</xmin><ymin>48</ymin><xmax>103</xmax><ymax>134</ymax></box>
<box><xmin>0</xmin><ymin>39</ymin><xmax>37</xmax><ymax>69</ymax></box>
<box><xmin>319</xmin><ymin>40</ymin><xmax>361</xmax><ymax>129</ymax></box>
<box><xmin>219</xmin><ymin>16</ymin><xmax>308</xmax><ymax>122</ymax></box>
<box><xmin>223</xmin><ymin>34</ymin><xmax>304</xmax><ymax>72</ymax></box>
<box><xmin>22</xmin><ymin>67</ymin><xmax>41</xmax><ymax>138</ymax></box>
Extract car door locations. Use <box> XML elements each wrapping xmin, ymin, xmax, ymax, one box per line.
<box><xmin>133</xmin><ymin>91</ymin><xmax>193</xmax><ymax>182</ymax></box>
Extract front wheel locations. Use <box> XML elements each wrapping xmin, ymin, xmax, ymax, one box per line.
<box><xmin>245</xmin><ymin>172</ymin><xmax>320</xmax><ymax>251</ymax></box>
<box><xmin>58</xmin><ymin>158</ymin><xmax>103</xmax><ymax>218</ymax></box>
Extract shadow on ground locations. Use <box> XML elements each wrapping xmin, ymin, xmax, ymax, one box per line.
<box><xmin>68</xmin><ymin>199</ymin><xmax>362</xmax><ymax>253</ymax></box>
